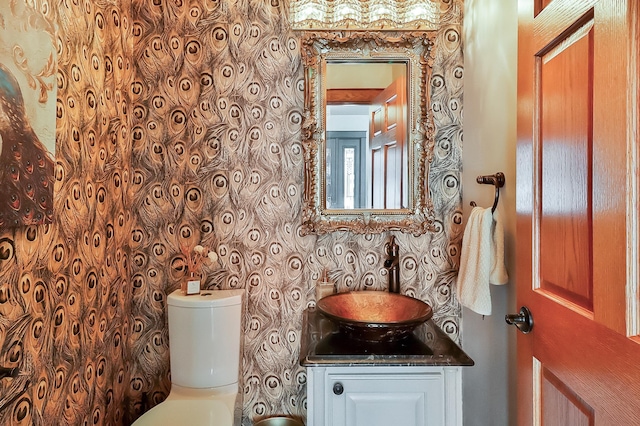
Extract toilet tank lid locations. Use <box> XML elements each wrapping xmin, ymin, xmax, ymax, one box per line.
<box><xmin>168</xmin><ymin>289</ymin><xmax>244</xmax><ymax>308</ymax></box>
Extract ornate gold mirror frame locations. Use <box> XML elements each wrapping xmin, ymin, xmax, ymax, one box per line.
<box><xmin>299</xmin><ymin>31</ymin><xmax>437</xmax><ymax>235</ymax></box>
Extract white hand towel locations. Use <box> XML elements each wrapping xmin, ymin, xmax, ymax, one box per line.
<box><xmin>456</xmin><ymin>207</ymin><xmax>508</xmax><ymax>315</ymax></box>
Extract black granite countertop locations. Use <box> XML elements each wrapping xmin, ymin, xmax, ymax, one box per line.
<box><xmin>300</xmin><ymin>308</ymin><xmax>474</xmax><ymax>367</ymax></box>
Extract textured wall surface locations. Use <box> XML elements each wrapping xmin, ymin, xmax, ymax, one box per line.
<box><xmin>0</xmin><ymin>0</ymin><xmax>133</xmax><ymax>424</ymax></box>
<box><xmin>127</xmin><ymin>0</ymin><xmax>464</xmax><ymax>424</ymax></box>
<box><xmin>0</xmin><ymin>0</ymin><xmax>463</xmax><ymax>425</ymax></box>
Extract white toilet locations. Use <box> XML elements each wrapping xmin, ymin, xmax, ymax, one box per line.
<box><xmin>133</xmin><ymin>288</ymin><xmax>244</xmax><ymax>426</ymax></box>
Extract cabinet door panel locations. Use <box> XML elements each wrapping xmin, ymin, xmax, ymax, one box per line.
<box><xmin>329</xmin><ymin>373</ymin><xmax>444</xmax><ymax>426</ymax></box>
<box><xmin>346</xmin><ymin>393</ymin><xmax>424</xmax><ymax>426</ymax></box>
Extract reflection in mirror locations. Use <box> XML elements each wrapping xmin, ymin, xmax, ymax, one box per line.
<box><xmin>300</xmin><ymin>31</ymin><xmax>437</xmax><ymax>234</ymax></box>
<box><xmin>325</xmin><ymin>61</ymin><xmax>408</xmax><ymax>210</ymax></box>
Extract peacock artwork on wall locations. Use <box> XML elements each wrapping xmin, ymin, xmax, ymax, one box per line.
<box><xmin>0</xmin><ymin>62</ymin><xmax>55</xmax><ymax>227</ymax></box>
<box><xmin>0</xmin><ymin>1</ymin><xmax>56</xmax><ymax>228</ymax></box>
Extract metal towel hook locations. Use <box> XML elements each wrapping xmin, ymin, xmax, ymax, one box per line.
<box><xmin>470</xmin><ymin>172</ymin><xmax>505</xmax><ymax>213</ymax></box>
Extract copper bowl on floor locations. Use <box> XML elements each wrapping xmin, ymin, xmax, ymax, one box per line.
<box><xmin>254</xmin><ymin>416</ymin><xmax>304</xmax><ymax>426</ymax></box>
<box><xmin>316</xmin><ymin>291</ymin><xmax>433</xmax><ymax>342</ymax></box>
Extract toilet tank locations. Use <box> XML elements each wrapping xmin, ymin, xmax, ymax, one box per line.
<box><xmin>167</xmin><ymin>289</ymin><xmax>244</xmax><ymax>389</ymax></box>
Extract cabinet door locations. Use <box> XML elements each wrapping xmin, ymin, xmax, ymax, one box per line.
<box><xmin>328</xmin><ymin>372</ymin><xmax>444</xmax><ymax>426</ymax></box>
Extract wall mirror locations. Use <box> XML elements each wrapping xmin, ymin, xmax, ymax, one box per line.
<box><xmin>299</xmin><ymin>31</ymin><xmax>437</xmax><ymax>234</ymax></box>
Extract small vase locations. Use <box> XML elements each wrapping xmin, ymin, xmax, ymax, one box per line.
<box><xmin>181</xmin><ymin>271</ymin><xmax>202</xmax><ymax>295</ymax></box>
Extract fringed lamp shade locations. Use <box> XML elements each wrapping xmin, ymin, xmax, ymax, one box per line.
<box><xmin>290</xmin><ymin>0</ymin><xmax>441</xmax><ymax>31</ymax></box>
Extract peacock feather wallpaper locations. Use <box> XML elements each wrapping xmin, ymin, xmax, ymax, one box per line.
<box><xmin>0</xmin><ymin>0</ymin><xmax>464</xmax><ymax>425</ymax></box>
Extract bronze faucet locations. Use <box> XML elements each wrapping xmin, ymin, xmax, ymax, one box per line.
<box><xmin>384</xmin><ymin>236</ymin><xmax>400</xmax><ymax>293</ymax></box>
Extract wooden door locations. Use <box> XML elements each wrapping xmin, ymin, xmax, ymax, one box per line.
<box><xmin>369</xmin><ymin>76</ymin><xmax>406</xmax><ymax>209</ymax></box>
<box><xmin>516</xmin><ymin>0</ymin><xmax>640</xmax><ymax>424</ymax></box>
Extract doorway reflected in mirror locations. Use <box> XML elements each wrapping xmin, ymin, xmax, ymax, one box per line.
<box><xmin>325</xmin><ymin>61</ymin><xmax>407</xmax><ymax>211</ymax></box>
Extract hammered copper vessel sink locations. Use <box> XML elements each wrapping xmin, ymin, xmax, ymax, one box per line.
<box><xmin>316</xmin><ymin>291</ymin><xmax>433</xmax><ymax>342</ymax></box>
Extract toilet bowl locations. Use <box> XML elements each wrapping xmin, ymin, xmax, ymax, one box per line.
<box><xmin>131</xmin><ymin>386</ymin><xmax>237</xmax><ymax>425</ymax></box>
<box><xmin>133</xmin><ymin>289</ymin><xmax>244</xmax><ymax>426</ymax></box>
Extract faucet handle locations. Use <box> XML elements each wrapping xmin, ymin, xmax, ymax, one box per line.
<box><xmin>385</xmin><ymin>235</ymin><xmax>398</xmax><ymax>256</ymax></box>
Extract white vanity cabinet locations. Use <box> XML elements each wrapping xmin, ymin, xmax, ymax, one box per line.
<box><xmin>300</xmin><ymin>310</ymin><xmax>472</xmax><ymax>426</ymax></box>
<box><xmin>306</xmin><ymin>365</ymin><xmax>463</xmax><ymax>426</ymax></box>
